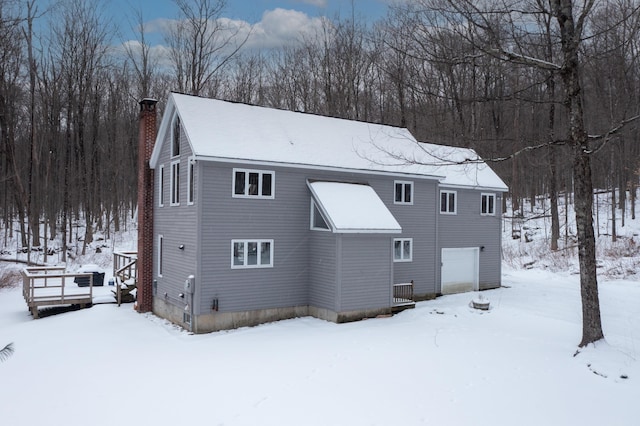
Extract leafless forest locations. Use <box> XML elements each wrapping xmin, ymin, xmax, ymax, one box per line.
<box><xmin>1</xmin><ymin>0</ymin><xmax>638</xmax><ymax>269</ymax></box>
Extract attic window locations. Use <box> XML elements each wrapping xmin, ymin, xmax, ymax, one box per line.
<box><xmin>172</xmin><ymin>115</ymin><xmax>181</xmax><ymax>157</ymax></box>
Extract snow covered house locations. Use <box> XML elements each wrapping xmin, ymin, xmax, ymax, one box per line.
<box><xmin>136</xmin><ymin>93</ymin><xmax>508</xmax><ymax>333</ymax></box>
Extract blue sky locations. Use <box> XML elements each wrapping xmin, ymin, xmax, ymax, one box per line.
<box><xmin>110</xmin><ymin>0</ymin><xmax>391</xmax><ymax>48</ymax></box>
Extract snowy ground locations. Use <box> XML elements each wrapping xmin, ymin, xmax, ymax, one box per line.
<box><xmin>1</xmin><ymin>266</ymin><xmax>638</xmax><ymax>426</ymax></box>
<box><xmin>1</xmin><ymin>192</ymin><xmax>639</xmax><ymax>425</ymax></box>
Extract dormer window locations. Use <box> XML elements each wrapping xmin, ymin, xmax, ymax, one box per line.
<box><xmin>172</xmin><ymin>115</ymin><xmax>181</xmax><ymax>157</ymax></box>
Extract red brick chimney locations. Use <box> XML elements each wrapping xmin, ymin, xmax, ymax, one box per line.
<box><xmin>137</xmin><ymin>98</ymin><xmax>158</xmax><ymax>313</ymax></box>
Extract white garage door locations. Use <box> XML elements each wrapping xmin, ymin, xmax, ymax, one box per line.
<box><xmin>441</xmin><ymin>247</ymin><xmax>479</xmax><ymax>294</ymax></box>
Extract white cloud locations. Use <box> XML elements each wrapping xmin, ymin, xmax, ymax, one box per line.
<box><xmin>244</xmin><ymin>8</ymin><xmax>325</xmax><ymax>49</ymax></box>
<box><xmin>115</xmin><ymin>8</ymin><xmax>325</xmax><ymax>61</ymax></box>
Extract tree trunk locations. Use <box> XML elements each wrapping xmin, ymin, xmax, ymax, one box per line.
<box><xmin>553</xmin><ymin>0</ymin><xmax>604</xmax><ymax>347</ymax></box>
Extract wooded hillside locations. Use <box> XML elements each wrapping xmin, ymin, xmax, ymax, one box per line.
<box><xmin>1</xmin><ymin>0</ymin><xmax>638</xmax><ymax>260</ymax></box>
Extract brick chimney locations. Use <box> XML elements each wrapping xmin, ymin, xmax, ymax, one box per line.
<box><xmin>137</xmin><ymin>98</ymin><xmax>158</xmax><ymax>313</ymax></box>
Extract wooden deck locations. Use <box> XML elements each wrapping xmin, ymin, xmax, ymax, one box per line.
<box><xmin>22</xmin><ymin>267</ymin><xmax>95</xmax><ymax>319</ymax></box>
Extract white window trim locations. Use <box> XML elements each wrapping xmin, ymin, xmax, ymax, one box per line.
<box><xmin>157</xmin><ymin>235</ymin><xmax>164</xmax><ymax>277</ymax></box>
<box><xmin>170</xmin><ymin>160</ymin><xmax>180</xmax><ymax>206</ymax></box>
<box><xmin>171</xmin><ymin>114</ymin><xmax>180</xmax><ymax>158</ymax></box>
<box><xmin>310</xmin><ymin>199</ymin><xmax>331</xmax><ymax>231</ymax></box>
<box><xmin>187</xmin><ymin>156</ymin><xmax>195</xmax><ymax>205</ymax></box>
<box><xmin>158</xmin><ymin>165</ymin><xmax>165</xmax><ymax>207</ymax></box>
<box><xmin>481</xmin><ymin>193</ymin><xmax>496</xmax><ymax>216</ymax></box>
<box><xmin>440</xmin><ymin>190</ymin><xmax>457</xmax><ymax>214</ymax></box>
<box><xmin>231</xmin><ymin>239</ymin><xmax>274</xmax><ymax>269</ymax></box>
<box><xmin>232</xmin><ymin>168</ymin><xmax>275</xmax><ymax>199</ymax></box>
<box><xmin>393</xmin><ymin>238</ymin><xmax>413</xmax><ymax>262</ymax></box>
<box><xmin>394</xmin><ymin>180</ymin><xmax>414</xmax><ymax>205</ymax></box>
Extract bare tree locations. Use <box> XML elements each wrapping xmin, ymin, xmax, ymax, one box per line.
<box><xmin>123</xmin><ymin>7</ymin><xmax>158</xmax><ymax>100</ymax></box>
<box><xmin>386</xmin><ymin>0</ymin><xmax>640</xmax><ymax>347</ymax></box>
<box><xmin>165</xmin><ymin>0</ymin><xmax>248</xmax><ymax>96</ymax></box>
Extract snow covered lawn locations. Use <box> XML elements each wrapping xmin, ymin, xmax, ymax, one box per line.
<box><xmin>1</xmin><ymin>267</ymin><xmax>638</xmax><ymax>426</ymax></box>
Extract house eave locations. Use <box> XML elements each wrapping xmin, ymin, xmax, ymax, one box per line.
<box><xmin>192</xmin><ymin>155</ymin><xmax>445</xmax><ymax>181</ymax></box>
<box><xmin>438</xmin><ymin>182</ymin><xmax>509</xmax><ymax>192</ymax></box>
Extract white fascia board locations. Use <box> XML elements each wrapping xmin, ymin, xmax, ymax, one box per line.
<box><xmin>195</xmin><ymin>155</ymin><xmax>444</xmax><ymax>182</ymax></box>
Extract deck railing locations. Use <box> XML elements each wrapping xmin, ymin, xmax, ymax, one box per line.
<box><xmin>393</xmin><ymin>280</ymin><xmax>414</xmax><ymax>306</ymax></box>
<box><xmin>22</xmin><ymin>266</ymin><xmax>94</xmax><ymax>318</ymax></box>
<box><xmin>113</xmin><ymin>251</ymin><xmax>137</xmax><ymax>306</ymax></box>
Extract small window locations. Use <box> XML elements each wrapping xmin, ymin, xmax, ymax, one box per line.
<box><xmin>481</xmin><ymin>193</ymin><xmax>496</xmax><ymax>215</ymax></box>
<box><xmin>394</xmin><ymin>181</ymin><xmax>413</xmax><ymax>204</ymax></box>
<box><xmin>310</xmin><ymin>200</ymin><xmax>330</xmax><ymax>231</ymax></box>
<box><xmin>393</xmin><ymin>238</ymin><xmax>412</xmax><ymax>262</ymax></box>
<box><xmin>440</xmin><ymin>190</ymin><xmax>456</xmax><ymax>214</ymax></box>
<box><xmin>231</xmin><ymin>239</ymin><xmax>274</xmax><ymax>268</ymax></box>
<box><xmin>158</xmin><ymin>235</ymin><xmax>164</xmax><ymax>277</ymax></box>
<box><xmin>187</xmin><ymin>157</ymin><xmax>195</xmax><ymax>205</ymax></box>
<box><xmin>172</xmin><ymin>115</ymin><xmax>181</xmax><ymax>157</ymax></box>
<box><xmin>233</xmin><ymin>168</ymin><xmax>275</xmax><ymax>198</ymax></box>
<box><xmin>170</xmin><ymin>161</ymin><xmax>180</xmax><ymax>206</ymax></box>
<box><xmin>158</xmin><ymin>165</ymin><xmax>165</xmax><ymax>207</ymax></box>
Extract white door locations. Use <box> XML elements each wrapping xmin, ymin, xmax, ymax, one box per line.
<box><xmin>441</xmin><ymin>247</ymin><xmax>479</xmax><ymax>294</ymax></box>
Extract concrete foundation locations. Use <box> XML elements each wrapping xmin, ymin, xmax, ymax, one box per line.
<box><xmin>153</xmin><ymin>296</ymin><xmax>399</xmax><ymax>333</ymax></box>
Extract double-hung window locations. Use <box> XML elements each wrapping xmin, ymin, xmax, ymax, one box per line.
<box><xmin>157</xmin><ymin>235</ymin><xmax>164</xmax><ymax>277</ymax></box>
<box><xmin>158</xmin><ymin>165</ymin><xmax>165</xmax><ymax>207</ymax></box>
<box><xmin>481</xmin><ymin>193</ymin><xmax>496</xmax><ymax>215</ymax></box>
<box><xmin>170</xmin><ymin>160</ymin><xmax>180</xmax><ymax>206</ymax></box>
<box><xmin>232</xmin><ymin>239</ymin><xmax>274</xmax><ymax>268</ymax></box>
<box><xmin>187</xmin><ymin>157</ymin><xmax>195</xmax><ymax>205</ymax></box>
<box><xmin>233</xmin><ymin>169</ymin><xmax>274</xmax><ymax>198</ymax></box>
<box><xmin>393</xmin><ymin>238</ymin><xmax>413</xmax><ymax>262</ymax></box>
<box><xmin>394</xmin><ymin>181</ymin><xmax>413</xmax><ymax>205</ymax></box>
<box><xmin>440</xmin><ymin>190</ymin><xmax>456</xmax><ymax>214</ymax></box>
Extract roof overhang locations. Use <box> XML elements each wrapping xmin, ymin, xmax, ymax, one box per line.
<box><xmin>308</xmin><ymin>181</ymin><xmax>401</xmax><ymax>234</ymax></box>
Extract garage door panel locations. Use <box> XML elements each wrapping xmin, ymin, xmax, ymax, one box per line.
<box><xmin>441</xmin><ymin>248</ymin><xmax>479</xmax><ymax>294</ymax></box>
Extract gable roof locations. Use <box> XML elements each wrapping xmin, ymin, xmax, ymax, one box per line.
<box><xmin>150</xmin><ymin>93</ymin><xmax>508</xmax><ymax>191</ymax></box>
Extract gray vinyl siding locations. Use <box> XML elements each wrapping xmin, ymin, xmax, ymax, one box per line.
<box><xmin>194</xmin><ymin>162</ymin><xmax>443</xmax><ymax>315</ymax></box>
<box><xmin>385</xmin><ymin>179</ymin><xmax>438</xmax><ymax>296</ymax></box>
<box><xmin>153</xmin><ymin>121</ymin><xmax>199</xmax><ymax>309</ymax></box>
<box><xmin>437</xmin><ymin>187</ymin><xmax>504</xmax><ymax>291</ymax></box>
<box><xmin>198</xmin><ymin>162</ymin><xmax>311</xmax><ymax>314</ymax></box>
<box><xmin>309</xmin><ymin>231</ymin><xmax>337</xmax><ymax>311</ymax></box>
<box><xmin>338</xmin><ymin>234</ymin><xmax>393</xmax><ymax>311</ymax></box>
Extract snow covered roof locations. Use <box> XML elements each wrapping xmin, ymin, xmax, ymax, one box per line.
<box><xmin>150</xmin><ymin>93</ymin><xmax>508</xmax><ymax>191</ymax></box>
<box><xmin>308</xmin><ymin>182</ymin><xmax>401</xmax><ymax>234</ymax></box>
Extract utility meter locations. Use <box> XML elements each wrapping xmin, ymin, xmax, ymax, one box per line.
<box><xmin>184</xmin><ymin>275</ymin><xmax>195</xmax><ymax>294</ymax></box>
